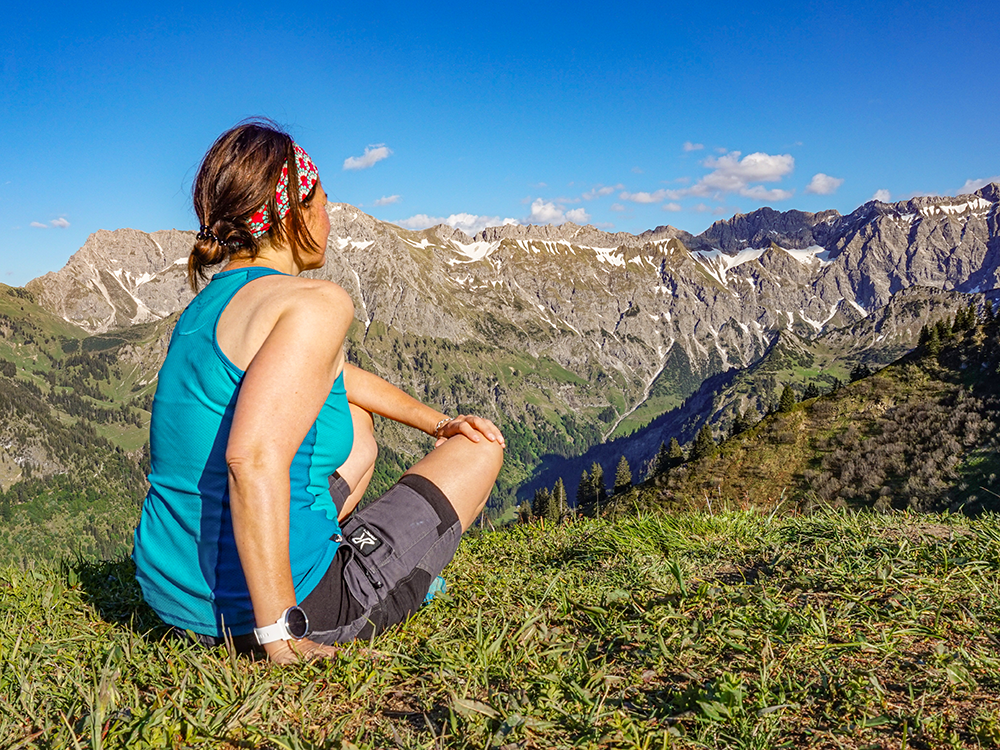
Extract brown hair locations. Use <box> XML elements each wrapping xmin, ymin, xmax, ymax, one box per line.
<box><xmin>189</xmin><ymin>118</ymin><xmax>322</xmax><ymax>289</ymax></box>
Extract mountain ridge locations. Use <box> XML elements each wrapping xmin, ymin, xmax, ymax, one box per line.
<box><xmin>21</xmin><ymin>183</ymin><xmax>1000</xmax><ymax>453</ymax></box>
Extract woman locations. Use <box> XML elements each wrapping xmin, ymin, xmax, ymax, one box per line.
<box><xmin>133</xmin><ymin>120</ymin><xmax>504</xmax><ymax>663</ymax></box>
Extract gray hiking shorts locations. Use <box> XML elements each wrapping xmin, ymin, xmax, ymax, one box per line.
<box><xmin>299</xmin><ymin>472</ymin><xmax>462</xmax><ymax>644</ymax></box>
<box><xmin>175</xmin><ymin>472</ymin><xmax>461</xmax><ymax>652</ymax></box>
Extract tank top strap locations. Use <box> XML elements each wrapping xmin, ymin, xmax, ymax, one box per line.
<box><xmin>173</xmin><ymin>267</ymin><xmax>289</xmax><ymax>373</ymax></box>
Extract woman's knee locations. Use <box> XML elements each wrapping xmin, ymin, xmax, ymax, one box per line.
<box><xmin>446</xmin><ymin>433</ymin><xmax>504</xmax><ymax>488</ymax></box>
<box><xmin>472</xmin><ymin>434</ymin><xmax>504</xmax><ymax>478</ymax></box>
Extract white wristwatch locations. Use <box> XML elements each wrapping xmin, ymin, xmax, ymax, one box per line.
<box><xmin>254</xmin><ymin>605</ymin><xmax>311</xmax><ymax>645</ymax></box>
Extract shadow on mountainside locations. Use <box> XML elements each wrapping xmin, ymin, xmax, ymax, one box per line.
<box><xmin>521</xmin><ymin>367</ymin><xmax>742</xmax><ymax>504</ymax></box>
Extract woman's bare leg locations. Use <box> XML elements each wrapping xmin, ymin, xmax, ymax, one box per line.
<box><xmin>336</xmin><ymin>404</ymin><xmax>378</xmax><ymax>521</ymax></box>
<box><xmin>403</xmin><ymin>434</ymin><xmax>504</xmax><ymax>531</ymax></box>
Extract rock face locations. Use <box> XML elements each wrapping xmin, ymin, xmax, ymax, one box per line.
<box><xmin>26</xmin><ymin>229</ymin><xmax>197</xmax><ymax>333</ymax></box>
<box><xmin>25</xmin><ymin>185</ymin><xmax>1000</xmax><ymax>438</ymax></box>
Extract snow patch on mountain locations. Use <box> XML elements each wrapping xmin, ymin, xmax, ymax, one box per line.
<box><xmin>919</xmin><ymin>197</ymin><xmax>993</xmax><ymax>218</ymax></box>
<box><xmin>449</xmin><ymin>240</ymin><xmax>498</xmax><ymax>262</ymax></box>
<box><xmin>779</xmin><ymin>245</ymin><xmax>832</xmax><ymax>266</ymax></box>
<box><xmin>692</xmin><ymin>247</ymin><xmax>768</xmax><ymax>285</ymax></box>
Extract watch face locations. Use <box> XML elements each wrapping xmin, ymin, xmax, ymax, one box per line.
<box><xmin>285</xmin><ymin>606</ymin><xmax>310</xmax><ymax>639</ymax></box>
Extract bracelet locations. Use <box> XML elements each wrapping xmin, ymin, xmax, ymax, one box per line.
<box><xmin>433</xmin><ymin>417</ymin><xmax>452</xmax><ymax>438</ymax></box>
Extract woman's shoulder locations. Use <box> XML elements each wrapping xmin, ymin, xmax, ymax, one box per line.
<box><xmin>254</xmin><ymin>274</ymin><xmax>355</xmax><ymax>319</ymax></box>
<box><xmin>217</xmin><ymin>273</ymin><xmax>355</xmax><ymax>370</ymax></box>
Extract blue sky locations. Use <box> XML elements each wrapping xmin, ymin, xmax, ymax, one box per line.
<box><xmin>2</xmin><ymin>1</ymin><xmax>998</xmax><ymax>286</ymax></box>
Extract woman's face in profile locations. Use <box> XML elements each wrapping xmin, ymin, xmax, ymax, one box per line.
<box><xmin>301</xmin><ymin>181</ymin><xmax>331</xmax><ymax>269</ymax></box>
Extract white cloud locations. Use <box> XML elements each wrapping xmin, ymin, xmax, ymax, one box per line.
<box><xmin>683</xmin><ymin>141</ymin><xmax>704</xmax><ymax>152</ymax></box>
<box><xmin>30</xmin><ymin>221</ymin><xmax>47</xmax><ymax>228</ymax></box>
<box><xmin>50</xmin><ymin>217</ymin><xmax>70</xmax><ymax>228</ymax></box>
<box><xmin>631</xmin><ymin>166</ymin><xmax>644</xmax><ymax>174</ymax></box>
<box><xmin>343</xmin><ymin>144</ymin><xmax>392</xmax><ymax>171</ymax></box>
<box><xmin>622</xmin><ymin>150</ymin><xmax>796</xmax><ymax>206</ymax></box>
<box><xmin>804</xmin><ymin>173</ymin><xmax>844</xmax><ymax>195</ymax></box>
<box><xmin>373</xmin><ymin>195</ymin><xmax>401</xmax><ymax>206</ymax></box>
<box><xmin>956</xmin><ymin>176</ymin><xmax>1000</xmax><ymax>195</ymax></box>
<box><xmin>872</xmin><ymin>189</ymin><xmax>891</xmax><ymax>202</ymax></box>
<box><xmin>527</xmin><ymin>199</ymin><xmax>564</xmax><ymax>224</ymax></box>
<box><xmin>610</xmin><ymin>203</ymin><xmax>626</xmax><ymax>212</ymax></box>
<box><xmin>526</xmin><ymin>199</ymin><xmax>590</xmax><ymax>225</ymax></box>
<box><xmin>663</xmin><ymin>202</ymin><xmax>683</xmax><ymax>212</ymax></box>
<box><xmin>396</xmin><ymin>213</ymin><xmax>519</xmax><ymax>235</ymax></box>
<box><xmin>700</xmin><ymin>151</ymin><xmax>794</xmax><ymax>192</ymax></box>
<box><xmin>619</xmin><ymin>189</ymin><xmax>670</xmax><ymax>204</ymax></box>
<box><xmin>582</xmin><ymin>184</ymin><xmax>623</xmax><ymax>200</ymax></box>
<box><xmin>739</xmin><ymin>186</ymin><xmax>795</xmax><ymax>202</ymax></box>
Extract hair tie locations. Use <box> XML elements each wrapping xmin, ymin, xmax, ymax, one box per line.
<box><xmin>196</xmin><ymin>225</ymin><xmax>241</xmax><ymax>250</ymax></box>
<box><xmin>247</xmin><ymin>142</ymin><xmax>319</xmax><ymax>238</ymax></box>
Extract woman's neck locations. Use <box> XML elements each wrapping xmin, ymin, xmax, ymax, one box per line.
<box><xmin>224</xmin><ymin>246</ymin><xmax>302</xmax><ymax>276</ymax></box>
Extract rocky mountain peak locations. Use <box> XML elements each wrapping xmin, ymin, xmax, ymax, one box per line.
<box><xmin>694</xmin><ymin>206</ymin><xmax>843</xmax><ymax>254</ymax></box>
<box><xmin>975</xmin><ymin>182</ymin><xmax>1000</xmax><ymax>202</ymax></box>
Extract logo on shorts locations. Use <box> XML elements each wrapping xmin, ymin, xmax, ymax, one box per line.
<box><xmin>348</xmin><ymin>524</ymin><xmax>383</xmax><ymax>556</ymax></box>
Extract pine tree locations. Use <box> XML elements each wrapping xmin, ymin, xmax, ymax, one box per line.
<box><xmin>549</xmin><ymin>478</ymin><xmax>567</xmax><ymax>523</ymax></box>
<box><xmin>652</xmin><ymin>441</ymin><xmax>671</xmax><ymax>475</ymax></box>
<box><xmin>532</xmin><ymin>487</ymin><xmax>551</xmax><ymax>520</ymax></box>
<box><xmin>576</xmin><ymin>469</ymin><xmax>591</xmax><ymax>512</ymax></box>
<box><xmin>733</xmin><ymin>407</ymin><xmax>759</xmax><ymax>435</ymax></box>
<box><xmin>849</xmin><ymin>363</ymin><xmax>872</xmax><ymax>383</ymax></box>
<box><xmin>986</xmin><ymin>302</ymin><xmax>997</xmax><ymax>324</ymax></box>
<box><xmin>803</xmin><ymin>382</ymin><xmax>821</xmax><ymax>400</ymax></box>
<box><xmin>613</xmin><ymin>455</ymin><xmax>632</xmax><ymax>494</ymax></box>
<box><xmin>590</xmin><ymin>462</ymin><xmax>606</xmax><ymax>509</ymax></box>
<box><xmin>778</xmin><ymin>384</ymin><xmax>796</xmax><ymax>412</ymax></box>
<box><xmin>689</xmin><ymin>424</ymin><xmax>716</xmax><ymax>461</ymax></box>
<box><xmin>926</xmin><ymin>324</ymin><xmax>942</xmax><ymax>355</ymax></box>
<box><xmin>918</xmin><ymin>323</ymin><xmax>931</xmax><ymax>350</ymax></box>
<box><xmin>967</xmin><ymin>302</ymin><xmax>978</xmax><ymax>328</ymax></box>
<box><xmin>668</xmin><ymin>437</ymin><xmax>684</xmax><ymax>465</ymax></box>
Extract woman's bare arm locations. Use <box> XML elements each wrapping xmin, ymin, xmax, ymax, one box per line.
<box><xmin>225</xmin><ymin>281</ymin><xmax>354</xmax><ymax>662</ymax></box>
<box><xmin>342</xmin><ymin>363</ymin><xmax>505</xmax><ymax>446</ymax></box>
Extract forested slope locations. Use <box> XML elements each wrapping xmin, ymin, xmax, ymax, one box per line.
<box><xmin>614</xmin><ymin>306</ymin><xmax>1000</xmax><ymax>517</ymax></box>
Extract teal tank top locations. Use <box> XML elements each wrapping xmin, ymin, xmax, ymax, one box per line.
<box><xmin>133</xmin><ymin>267</ymin><xmax>354</xmax><ymax>637</ymax></box>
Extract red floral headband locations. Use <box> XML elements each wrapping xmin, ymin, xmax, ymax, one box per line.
<box><xmin>247</xmin><ymin>143</ymin><xmax>320</xmax><ymax>238</ymax></box>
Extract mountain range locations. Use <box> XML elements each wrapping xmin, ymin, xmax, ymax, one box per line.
<box><xmin>28</xmin><ymin>185</ymin><xmax>1000</xmax><ymax>417</ymax></box>
<box><xmin>3</xmin><ymin>184</ymin><xmax>998</xmax><ymax>555</ymax></box>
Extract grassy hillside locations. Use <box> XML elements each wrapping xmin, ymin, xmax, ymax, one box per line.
<box><xmin>619</xmin><ymin>315</ymin><xmax>1000</xmax><ymax>518</ymax></box>
<box><xmin>520</xmin><ymin>291</ymin><xmax>984</xmax><ymax>507</ymax></box>
<box><xmin>3</xmin><ymin>510</ymin><xmax>998</xmax><ymax>748</ymax></box>
<box><xmin>0</xmin><ymin>285</ymin><xmax>172</xmax><ymax>564</ymax></box>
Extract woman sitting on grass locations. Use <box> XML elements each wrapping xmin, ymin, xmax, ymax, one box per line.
<box><xmin>133</xmin><ymin>119</ymin><xmax>504</xmax><ymax>663</ymax></box>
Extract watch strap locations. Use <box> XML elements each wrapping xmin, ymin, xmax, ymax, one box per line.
<box><xmin>254</xmin><ymin>620</ymin><xmax>291</xmax><ymax>645</ymax></box>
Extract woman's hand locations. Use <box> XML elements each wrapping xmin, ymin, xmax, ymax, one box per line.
<box><xmin>264</xmin><ymin>638</ymin><xmax>386</xmax><ymax>664</ymax></box>
<box><xmin>265</xmin><ymin>637</ymin><xmax>342</xmax><ymax>664</ymax></box>
<box><xmin>435</xmin><ymin>414</ymin><xmax>506</xmax><ymax>449</ymax></box>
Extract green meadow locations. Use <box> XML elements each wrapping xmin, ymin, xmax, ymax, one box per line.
<box><xmin>4</xmin><ymin>510</ymin><xmax>998</xmax><ymax>749</ymax></box>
